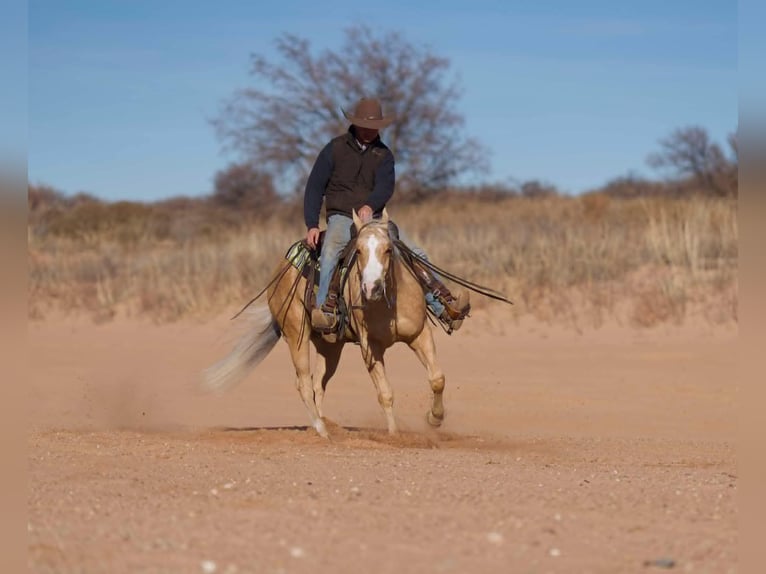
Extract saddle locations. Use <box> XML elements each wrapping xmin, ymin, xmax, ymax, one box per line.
<box><xmin>284</xmin><ymin>234</ymin><xmax>358</xmax><ymax>343</ymax></box>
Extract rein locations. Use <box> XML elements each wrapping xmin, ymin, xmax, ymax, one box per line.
<box><xmin>394</xmin><ymin>240</ymin><xmax>514</xmax><ymax>306</ymax></box>
<box><xmin>230</xmin><ymin>259</ymin><xmax>292</xmax><ymax>320</ymax></box>
<box><xmin>231</xmin><ymin>220</ymin><xmax>513</xmax><ymax>346</ymax></box>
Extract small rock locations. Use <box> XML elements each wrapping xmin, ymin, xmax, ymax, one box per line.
<box><xmin>549</xmin><ymin>548</ymin><xmax>561</xmax><ymax>557</ymax></box>
<box><xmin>487</xmin><ymin>531</ymin><xmax>504</xmax><ymax>545</ymax></box>
<box><xmin>289</xmin><ymin>546</ymin><xmax>305</xmax><ymax>558</ymax></box>
<box><xmin>644</xmin><ymin>558</ymin><xmax>676</xmax><ymax>569</ymax></box>
<box><xmin>200</xmin><ymin>560</ymin><xmax>217</xmax><ymax>573</ymax></box>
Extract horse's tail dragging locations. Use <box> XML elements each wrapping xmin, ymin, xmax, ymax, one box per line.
<box><xmin>201</xmin><ymin>305</ymin><xmax>281</xmax><ymax>393</ymax></box>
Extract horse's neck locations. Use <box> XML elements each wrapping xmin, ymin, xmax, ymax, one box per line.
<box><xmin>392</xmin><ymin>254</ymin><xmax>420</xmax><ymax>291</ymax></box>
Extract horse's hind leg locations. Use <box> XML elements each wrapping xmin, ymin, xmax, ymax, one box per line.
<box><xmin>287</xmin><ymin>336</ymin><xmax>329</xmax><ymax>438</ymax></box>
<box><xmin>407</xmin><ymin>328</ymin><xmax>446</xmax><ymax>427</ymax></box>
<box><xmin>311</xmin><ymin>340</ymin><xmax>344</xmax><ymax>419</ymax></box>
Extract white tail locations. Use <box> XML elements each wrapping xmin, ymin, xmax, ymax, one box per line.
<box><xmin>201</xmin><ymin>305</ymin><xmax>281</xmax><ymax>393</ymax></box>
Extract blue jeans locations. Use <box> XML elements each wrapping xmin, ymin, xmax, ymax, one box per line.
<box><xmin>316</xmin><ymin>214</ymin><xmax>445</xmax><ymax>316</ymax></box>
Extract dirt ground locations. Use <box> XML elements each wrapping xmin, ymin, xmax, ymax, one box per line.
<box><xmin>28</xmin><ymin>309</ymin><xmax>737</xmax><ymax>573</ymax></box>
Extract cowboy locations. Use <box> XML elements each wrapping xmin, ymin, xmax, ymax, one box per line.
<box><xmin>304</xmin><ymin>97</ymin><xmax>470</xmax><ymax>333</ymax></box>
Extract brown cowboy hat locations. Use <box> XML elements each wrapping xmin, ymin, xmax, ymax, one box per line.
<box><xmin>341</xmin><ymin>97</ymin><xmax>396</xmax><ymax>129</ymax></box>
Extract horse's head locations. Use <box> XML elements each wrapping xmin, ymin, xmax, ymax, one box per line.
<box><xmin>352</xmin><ymin>208</ymin><xmax>393</xmax><ymax>302</ymax></box>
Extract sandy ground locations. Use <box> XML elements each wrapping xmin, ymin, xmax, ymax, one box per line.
<box><xmin>28</xmin><ymin>309</ymin><xmax>737</xmax><ymax>573</ymax></box>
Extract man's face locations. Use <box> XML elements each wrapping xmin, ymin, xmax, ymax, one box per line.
<box><xmin>355</xmin><ymin>126</ymin><xmax>379</xmax><ymax>144</ymax></box>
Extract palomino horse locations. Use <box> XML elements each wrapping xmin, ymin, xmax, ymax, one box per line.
<box><xmin>203</xmin><ymin>209</ymin><xmax>446</xmax><ymax>438</ymax></box>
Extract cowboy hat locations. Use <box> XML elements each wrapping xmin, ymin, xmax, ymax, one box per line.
<box><xmin>341</xmin><ymin>97</ymin><xmax>396</xmax><ymax>129</ymax></box>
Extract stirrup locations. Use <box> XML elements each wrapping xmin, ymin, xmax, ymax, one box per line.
<box><xmin>311</xmin><ymin>308</ymin><xmax>339</xmax><ymax>333</ymax></box>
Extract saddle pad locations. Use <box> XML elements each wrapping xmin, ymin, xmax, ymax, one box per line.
<box><xmin>284</xmin><ymin>241</ymin><xmax>320</xmax><ymax>285</ymax></box>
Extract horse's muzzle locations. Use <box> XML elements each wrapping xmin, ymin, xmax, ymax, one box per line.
<box><xmin>362</xmin><ymin>279</ymin><xmax>384</xmax><ymax>302</ymax></box>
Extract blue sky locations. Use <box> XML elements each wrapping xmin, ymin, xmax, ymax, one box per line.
<box><xmin>27</xmin><ymin>0</ymin><xmax>737</xmax><ymax>201</ymax></box>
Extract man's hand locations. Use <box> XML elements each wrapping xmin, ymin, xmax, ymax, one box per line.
<box><xmin>306</xmin><ymin>227</ymin><xmax>320</xmax><ymax>249</ymax></box>
<box><xmin>358</xmin><ymin>205</ymin><xmax>373</xmax><ymax>223</ymax></box>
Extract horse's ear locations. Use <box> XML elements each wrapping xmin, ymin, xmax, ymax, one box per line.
<box><xmin>352</xmin><ymin>209</ymin><xmax>363</xmax><ymax>231</ymax></box>
<box><xmin>380</xmin><ymin>208</ymin><xmax>389</xmax><ymax>224</ymax></box>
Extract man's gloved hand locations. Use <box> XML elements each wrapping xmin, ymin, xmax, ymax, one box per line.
<box><xmin>306</xmin><ymin>227</ymin><xmax>320</xmax><ymax>249</ymax></box>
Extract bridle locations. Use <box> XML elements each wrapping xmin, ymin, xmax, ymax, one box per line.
<box><xmin>349</xmin><ymin>220</ymin><xmax>395</xmax><ymax>311</ymax></box>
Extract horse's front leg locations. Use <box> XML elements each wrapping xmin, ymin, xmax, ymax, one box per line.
<box><xmin>407</xmin><ymin>326</ymin><xmax>446</xmax><ymax>427</ymax></box>
<box><xmin>361</xmin><ymin>340</ymin><xmax>398</xmax><ymax>434</ymax></box>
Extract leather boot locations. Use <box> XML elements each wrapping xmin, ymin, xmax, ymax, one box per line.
<box><xmin>441</xmin><ymin>290</ymin><xmax>471</xmax><ymax>332</ymax></box>
<box><xmin>311</xmin><ymin>307</ymin><xmax>338</xmax><ymax>332</ymax></box>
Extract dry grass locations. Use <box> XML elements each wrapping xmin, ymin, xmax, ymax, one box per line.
<box><xmin>28</xmin><ymin>194</ymin><xmax>737</xmax><ymax>328</ymax></box>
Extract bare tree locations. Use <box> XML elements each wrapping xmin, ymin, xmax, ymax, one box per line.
<box><xmin>212</xmin><ymin>25</ymin><xmax>489</xmax><ymax>196</ymax></box>
<box><xmin>212</xmin><ymin>162</ymin><xmax>278</xmax><ymax>211</ymax></box>
<box><xmin>519</xmin><ymin>180</ymin><xmax>559</xmax><ymax>199</ymax></box>
<box><xmin>647</xmin><ymin>126</ymin><xmax>737</xmax><ymax>197</ymax></box>
<box><xmin>28</xmin><ymin>184</ymin><xmax>68</xmax><ymax>213</ymax></box>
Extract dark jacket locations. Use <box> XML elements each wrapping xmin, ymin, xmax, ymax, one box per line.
<box><xmin>303</xmin><ymin>128</ymin><xmax>395</xmax><ymax>229</ymax></box>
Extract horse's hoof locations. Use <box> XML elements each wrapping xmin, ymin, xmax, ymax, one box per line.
<box><xmin>314</xmin><ymin>420</ymin><xmax>330</xmax><ymax>439</ymax></box>
<box><xmin>426</xmin><ymin>410</ymin><xmax>444</xmax><ymax>427</ymax></box>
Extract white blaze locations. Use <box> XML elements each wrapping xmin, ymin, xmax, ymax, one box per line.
<box><xmin>361</xmin><ymin>235</ymin><xmax>383</xmax><ymax>297</ymax></box>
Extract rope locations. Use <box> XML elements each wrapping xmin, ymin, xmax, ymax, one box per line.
<box><xmin>230</xmin><ymin>259</ymin><xmax>293</xmax><ymax>320</ymax></box>
<box><xmin>393</xmin><ymin>240</ymin><xmax>514</xmax><ymax>306</ymax></box>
